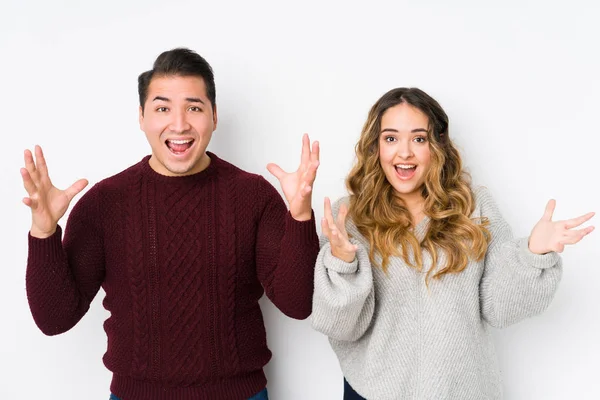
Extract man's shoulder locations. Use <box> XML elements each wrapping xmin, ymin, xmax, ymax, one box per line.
<box><xmin>211</xmin><ymin>152</ymin><xmax>265</xmax><ymax>185</ymax></box>
<box><xmin>210</xmin><ymin>153</ymin><xmax>282</xmax><ymax>205</ymax></box>
<box><xmin>91</xmin><ymin>158</ymin><xmax>147</xmax><ymax>193</ymax></box>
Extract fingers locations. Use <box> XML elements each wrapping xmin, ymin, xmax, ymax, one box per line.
<box><xmin>293</xmin><ymin>181</ymin><xmax>313</xmax><ymax>203</ymax></box>
<box><xmin>324</xmin><ymin>197</ymin><xmax>335</xmax><ymax>226</ymax></box>
<box><xmin>564</xmin><ymin>212</ymin><xmax>595</xmax><ymax>229</ymax></box>
<box><xmin>322</xmin><ymin>217</ymin><xmax>342</xmax><ymax>246</ymax></box>
<box><xmin>549</xmin><ymin>225</ymin><xmax>595</xmax><ymax>253</ymax></box>
<box><xmin>337</xmin><ymin>203</ymin><xmax>350</xmax><ymax>236</ymax></box>
<box><xmin>301</xmin><ymin>133</ymin><xmax>310</xmax><ymax>166</ymax></box>
<box><xmin>302</xmin><ymin>134</ymin><xmax>320</xmax><ymax>169</ymax></box>
<box><xmin>325</xmin><ymin>198</ymin><xmax>352</xmax><ymax>237</ymax></box>
<box><xmin>20</xmin><ymin>168</ymin><xmax>37</xmax><ymax>196</ymax></box>
<box><xmin>560</xmin><ymin>226</ymin><xmax>595</xmax><ymax>246</ymax></box>
<box><xmin>64</xmin><ymin>179</ymin><xmax>89</xmax><ymax>202</ymax></box>
<box><xmin>266</xmin><ymin>163</ymin><xmax>286</xmax><ymax>180</ymax></box>
<box><xmin>301</xmin><ymin>156</ymin><xmax>319</xmax><ymax>187</ymax></box>
<box><xmin>542</xmin><ymin>199</ymin><xmax>556</xmax><ymax>221</ymax></box>
<box><xmin>329</xmin><ymin>226</ymin><xmax>358</xmax><ymax>254</ymax></box>
<box><xmin>583</xmin><ymin>225</ymin><xmax>595</xmax><ymax>235</ymax></box>
<box><xmin>22</xmin><ymin>197</ymin><xmax>34</xmax><ymax>208</ymax></box>
<box><xmin>322</xmin><ymin>197</ymin><xmax>358</xmax><ymax>260</ymax></box>
<box><xmin>321</xmin><ymin>214</ymin><xmax>332</xmax><ymax>240</ymax></box>
<box><xmin>34</xmin><ymin>145</ymin><xmax>50</xmax><ymax>180</ymax></box>
<box><xmin>330</xmin><ymin>228</ymin><xmax>355</xmax><ymax>250</ymax></box>
<box><xmin>271</xmin><ymin>134</ymin><xmax>319</xmax><ymax>182</ymax></box>
<box><xmin>24</xmin><ymin>149</ymin><xmax>37</xmax><ymax>176</ymax></box>
<box><xmin>321</xmin><ymin>204</ymin><xmax>340</xmax><ymax>244</ymax></box>
<box><xmin>335</xmin><ymin>204</ymin><xmax>356</xmax><ymax>251</ymax></box>
<box><xmin>322</xmin><ymin>214</ymin><xmax>356</xmax><ymax>251</ymax></box>
<box><xmin>24</xmin><ymin>145</ymin><xmax>52</xmax><ymax>185</ymax></box>
<box><xmin>311</xmin><ymin>140</ymin><xmax>320</xmax><ymax>164</ymax></box>
<box><xmin>300</xmin><ymin>136</ymin><xmax>319</xmax><ymax>180</ymax></box>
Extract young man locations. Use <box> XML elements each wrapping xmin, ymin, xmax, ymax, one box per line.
<box><xmin>22</xmin><ymin>48</ymin><xmax>320</xmax><ymax>400</ymax></box>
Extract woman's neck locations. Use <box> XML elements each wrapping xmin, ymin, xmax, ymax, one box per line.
<box><xmin>398</xmin><ymin>192</ymin><xmax>426</xmax><ymax>226</ymax></box>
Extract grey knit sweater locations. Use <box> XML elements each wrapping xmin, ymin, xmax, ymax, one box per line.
<box><xmin>311</xmin><ymin>186</ymin><xmax>562</xmax><ymax>400</ymax></box>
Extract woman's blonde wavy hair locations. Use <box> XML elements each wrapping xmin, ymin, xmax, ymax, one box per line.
<box><xmin>346</xmin><ymin>88</ymin><xmax>490</xmax><ymax>282</ymax></box>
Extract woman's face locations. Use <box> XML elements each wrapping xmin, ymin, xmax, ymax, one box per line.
<box><xmin>378</xmin><ymin>103</ymin><xmax>432</xmax><ymax>203</ymax></box>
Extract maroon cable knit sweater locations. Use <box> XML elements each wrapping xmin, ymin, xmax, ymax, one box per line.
<box><xmin>26</xmin><ymin>153</ymin><xmax>320</xmax><ymax>400</ymax></box>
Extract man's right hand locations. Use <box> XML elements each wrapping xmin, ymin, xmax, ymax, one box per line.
<box><xmin>21</xmin><ymin>145</ymin><xmax>88</xmax><ymax>239</ymax></box>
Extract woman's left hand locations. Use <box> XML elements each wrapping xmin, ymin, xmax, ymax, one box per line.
<box><xmin>528</xmin><ymin>199</ymin><xmax>595</xmax><ymax>254</ymax></box>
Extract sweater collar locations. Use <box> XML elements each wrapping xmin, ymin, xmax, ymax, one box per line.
<box><xmin>139</xmin><ymin>151</ymin><xmax>220</xmax><ymax>184</ymax></box>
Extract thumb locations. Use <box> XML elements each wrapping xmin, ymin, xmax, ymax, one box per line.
<box><xmin>266</xmin><ymin>163</ymin><xmax>286</xmax><ymax>180</ymax></box>
<box><xmin>542</xmin><ymin>199</ymin><xmax>556</xmax><ymax>221</ymax></box>
<box><xmin>64</xmin><ymin>179</ymin><xmax>89</xmax><ymax>202</ymax></box>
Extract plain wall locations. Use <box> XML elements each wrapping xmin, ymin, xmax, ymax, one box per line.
<box><xmin>1</xmin><ymin>0</ymin><xmax>599</xmax><ymax>398</ymax></box>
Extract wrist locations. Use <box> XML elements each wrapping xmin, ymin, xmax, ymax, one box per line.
<box><xmin>30</xmin><ymin>225</ymin><xmax>57</xmax><ymax>239</ymax></box>
<box><xmin>527</xmin><ymin>237</ymin><xmax>549</xmax><ymax>255</ymax></box>
<box><xmin>290</xmin><ymin>210</ymin><xmax>312</xmax><ymax>222</ymax></box>
<box><xmin>335</xmin><ymin>252</ymin><xmax>356</xmax><ymax>263</ymax></box>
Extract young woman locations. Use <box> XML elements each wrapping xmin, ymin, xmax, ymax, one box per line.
<box><xmin>311</xmin><ymin>88</ymin><xmax>594</xmax><ymax>400</ymax></box>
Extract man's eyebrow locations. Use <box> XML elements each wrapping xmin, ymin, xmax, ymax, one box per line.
<box><xmin>185</xmin><ymin>97</ymin><xmax>205</xmax><ymax>104</ymax></box>
<box><xmin>152</xmin><ymin>96</ymin><xmax>205</xmax><ymax>105</ymax></box>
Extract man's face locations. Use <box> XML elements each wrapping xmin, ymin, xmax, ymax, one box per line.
<box><xmin>139</xmin><ymin>75</ymin><xmax>217</xmax><ymax>176</ymax></box>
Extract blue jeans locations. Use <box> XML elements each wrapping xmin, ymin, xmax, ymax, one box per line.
<box><xmin>344</xmin><ymin>378</ymin><xmax>366</xmax><ymax>400</ymax></box>
<box><xmin>249</xmin><ymin>388</ymin><xmax>269</xmax><ymax>400</ymax></box>
<box><xmin>110</xmin><ymin>388</ymin><xmax>268</xmax><ymax>400</ymax></box>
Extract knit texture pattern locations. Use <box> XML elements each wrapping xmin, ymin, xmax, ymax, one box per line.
<box><xmin>311</xmin><ymin>186</ymin><xmax>562</xmax><ymax>400</ymax></box>
<box><xmin>26</xmin><ymin>153</ymin><xmax>319</xmax><ymax>400</ymax></box>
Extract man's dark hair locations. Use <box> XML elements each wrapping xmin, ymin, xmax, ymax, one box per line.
<box><xmin>138</xmin><ymin>48</ymin><xmax>216</xmax><ymax>112</ymax></box>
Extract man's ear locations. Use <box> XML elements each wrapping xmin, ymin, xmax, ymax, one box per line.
<box><xmin>212</xmin><ymin>105</ymin><xmax>218</xmax><ymax>131</ymax></box>
<box><xmin>138</xmin><ymin>106</ymin><xmax>144</xmax><ymax>128</ymax></box>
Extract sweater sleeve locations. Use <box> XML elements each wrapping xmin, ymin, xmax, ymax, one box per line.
<box><xmin>476</xmin><ymin>186</ymin><xmax>563</xmax><ymax>328</ymax></box>
<box><xmin>26</xmin><ymin>184</ymin><xmax>106</xmax><ymax>335</ymax></box>
<box><xmin>311</xmin><ymin>197</ymin><xmax>375</xmax><ymax>341</ymax></box>
<box><xmin>254</xmin><ymin>176</ymin><xmax>320</xmax><ymax>320</ymax></box>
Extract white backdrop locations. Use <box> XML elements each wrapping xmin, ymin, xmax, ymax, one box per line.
<box><xmin>1</xmin><ymin>0</ymin><xmax>599</xmax><ymax>399</ymax></box>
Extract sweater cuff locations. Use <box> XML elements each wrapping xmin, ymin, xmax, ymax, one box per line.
<box><xmin>28</xmin><ymin>225</ymin><xmax>65</xmax><ymax>262</ymax></box>
<box><xmin>285</xmin><ymin>210</ymin><xmax>319</xmax><ymax>244</ymax></box>
<box><xmin>517</xmin><ymin>237</ymin><xmax>560</xmax><ymax>270</ymax></box>
<box><xmin>323</xmin><ymin>241</ymin><xmax>359</xmax><ymax>274</ymax></box>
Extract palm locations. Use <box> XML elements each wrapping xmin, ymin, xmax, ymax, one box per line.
<box><xmin>279</xmin><ymin>168</ymin><xmax>305</xmax><ymax>210</ymax></box>
<box><xmin>31</xmin><ymin>183</ymin><xmax>74</xmax><ymax>232</ymax></box>
<box><xmin>528</xmin><ymin>199</ymin><xmax>595</xmax><ymax>254</ymax></box>
<box><xmin>21</xmin><ymin>146</ymin><xmax>88</xmax><ymax>238</ymax></box>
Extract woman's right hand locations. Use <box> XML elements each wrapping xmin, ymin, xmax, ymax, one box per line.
<box><xmin>21</xmin><ymin>145</ymin><xmax>88</xmax><ymax>238</ymax></box>
<box><xmin>322</xmin><ymin>197</ymin><xmax>358</xmax><ymax>263</ymax></box>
